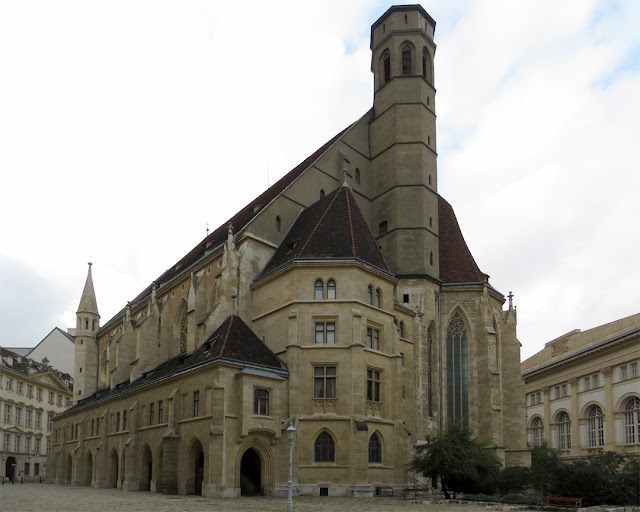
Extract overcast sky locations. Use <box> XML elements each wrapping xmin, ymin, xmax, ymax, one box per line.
<box><xmin>1</xmin><ymin>1</ymin><xmax>638</xmax><ymax>362</ymax></box>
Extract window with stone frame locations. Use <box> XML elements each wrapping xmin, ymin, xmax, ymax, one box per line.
<box><xmin>15</xmin><ymin>407</ymin><xmax>21</xmax><ymax>425</ymax></box>
<box><xmin>35</xmin><ymin>411</ymin><xmax>41</xmax><ymax>429</ymax></box>
<box><xmin>382</xmin><ymin>52</ymin><xmax>391</xmax><ymax>83</ymax></box>
<box><xmin>367</xmin><ymin>368</ymin><xmax>381</xmax><ymax>402</ymax></box>
<box><xmin>368</xmin><ymin>433</ymin><xmax>382</xmax><ymax>463</ymax></box>
<box><xmin>254</xmin><ymin>389</ymin><xmax>269</xmax><ymax>416</ymax></box>
<box><xmin>532</xmin><ymin>417</ymin><xmax>544</xmax><ymax>446</ymax></box>
<box><xmin>366</xmin><ymin>327</ymin><xmax>381</xmax><ymax>350</ymax></box>
<box><xmin>4</xmin><ymin>404</ymin><xmax>11</xmax><ymax>423</ymax></box>
<box><xmin>401</xmin><ymin>45</ymin><xmax>412</xmax><ymax>75</ymax></box>
<box><xmin>631</xmin><ymin>362</ymin><xmax>638</xmax><ymax>378</ymax></box>
<box><xmin>6</xmin><ymin>377</ymin><xmax>12</xmax><ymax>390</ymax></box>
<box><xmin>14</xmin><ymin>434</ymin><xmax>21</xmax><ymax>452</ymax></box>
<box><xmin>327</xmin><ymin>279</ymin><xmax>336</xmax><ymax>299</ymax></box>
<box><xmin>314</xmin><ymin>279</ymin><xmax>324</xmax><ymax>300</ymax></box>
<box><xmin>446</xmin><ymin>312</ymin><xmax>469</xmax><ymax>426</ymax></box>
<box><xmin>27</xmin><ymin>384</ymin><xmax>33</xmax><ymax>397</ymax></box>
<box><xmin>17</xmin><ymin>381</ymin><xmax>23</xmax><ymax>393</ymax></box>
<box><xmin>158</xmin><ymin>401</ymin><xmax>164</xmax><ymax>423</ymax></box>
<box><xmin>26</xmin><ymin>409</ymin><xmax>32</xmax><ymax>427</ymax></box>
<box><xmin>314</xmin><ymin>432</ymin><xmax>335</xmax><ymax>462</ymax></box>
<box><xmin>313</xmin><ymin>366</ymin><xmax>336</xmax><ymax>399</ymax></box>
<box><xmin>375</xmin><ymin>288</ymin><xmax>381</xmax><ymax>307</ymax></box>
<box><xmin>3</xmin><ymin>434</ymin><xmax>10</xmax><ymax>451</ymax></box>
<box><xmin>179</xmin><ymin>307</ymin><xmax>188</xmax><ymax>353</ymax></box>
<box><xmin>624</xmin><ymin>396</ymin><xmax>640</xmax><ymax>444</ymax></box>
<box><xmin>193</xmin><ymin>390</ymin><xmax>200</xmax><ymax>417</ymax></box>
<box><xmin>149</xmin><ymin>403</ymin><xmax>155</xmax><ymax>426</ymax></box>
<box><xmin>25</xmin><ymin>436</ymin><xmax>31</xmax><ymax>454</ymax></box>
<box><xmin>588</xmin><ymin>405</ymin><xmax>604</xmax><ymax>448</ymax></box>
<box><xmin>367</xmin><ymin>285</ymin><xmax>373</xmax><ymax>304</ymax></box>
<box><xmin>34</xmin><ymin>438</ymin><xmax>40</xmax><ymax>456</ymax></box>
<box><xmin>557</xmin><ymin>412</ymin><xmax>571</xmax><ymax>450</ymax></box>
<box><xmin>314</xmin><ymin>322</ymin><xmax>335</xmax><ymax>344</ymax></box>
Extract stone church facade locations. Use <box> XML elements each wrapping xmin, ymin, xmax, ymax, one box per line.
<box><xmin>48</xmin><ymin>5</ymin><xmax>529</xmax><ymax>497</ymax></box>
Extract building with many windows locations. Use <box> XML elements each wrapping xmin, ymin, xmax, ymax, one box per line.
<box><xmin>0</xmin><ymin>347</ymin><xmax>73</xmax><ymax>481</ymax></box>
<box><xmin>522</xmin><ymin>313</ymin><xmax>640</xmax><ymax>458</ymax></box>
<box><xmin>48</xmin><ymin>5</ymin><xmax>529</xmax><ymax>498</ymax></box>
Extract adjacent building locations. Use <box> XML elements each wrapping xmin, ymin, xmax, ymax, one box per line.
<box><xmin>0</xmin><ymin>347</ymin><xmax>73</xmax><ymax>481</ymax></box>
<box><xmin>49</xmin><ymin>5</ymin><xmax>529</xmax><ymax>498</ymax></box>
<box><xmin>522</xmin><ymin>313</ymin><xmax>640</xmax><ymax>458</ymax></box>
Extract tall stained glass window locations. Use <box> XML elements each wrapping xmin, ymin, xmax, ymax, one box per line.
<box><xmin>446</xmin><ymin>312</ymin><xmax>468</xmax><ymax>425</ymax></box>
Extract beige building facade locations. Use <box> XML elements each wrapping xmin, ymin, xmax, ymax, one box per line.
<box><xmin>0</xmin><ymin>347</ymin><xmax>73</xmax><ymax>482</ymax></box>
<box><xmin>49</xmin><ymin>5</ymin><xmax>529</xmax><ymax>498</ymax></box>
<box><xmin>522</xmin><ymin>313</ymin><xmax>640</xmax><ymax>459</ymax></box>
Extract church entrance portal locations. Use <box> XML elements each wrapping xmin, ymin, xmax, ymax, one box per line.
<box><xmin>240</xmin><ymin>448</ymin><xmax>261</xmax><ymax>496</ymax></box>
<box><xmin>5</xmin><ymin>457</ymin><xmax>16</xmax><ymax>482</ymax></box>
<box><xmin>187</xmin><ymin>439</ymin><xmax>204</xmax><ymax>495</ymax></box>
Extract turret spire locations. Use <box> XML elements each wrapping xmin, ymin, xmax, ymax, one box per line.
<box><xmin>77</xmin><ymin>262</ymin><xmax>100</xmax><ymax>317</ymax></box>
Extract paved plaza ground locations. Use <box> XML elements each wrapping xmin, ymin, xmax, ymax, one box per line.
<box><xmin>0</xmin><ymin>482</ymin><xmax>497</xmax><ymax>512</ymax></box>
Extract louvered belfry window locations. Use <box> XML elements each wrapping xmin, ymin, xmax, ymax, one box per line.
<box><xmin>401</xmin><ymin>46</ymin><xmax>411</xmax><ymax>75</ymax></box>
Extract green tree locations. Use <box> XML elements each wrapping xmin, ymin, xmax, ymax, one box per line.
<box><xmin>408</xmin><ymin>423</ymin><xmax>502</xmax><ymax>499</ymax></box>
<box><xmin>529</xmin><ymin>443</ymin><xmax>561</xmax><ymax>495</ymax></box>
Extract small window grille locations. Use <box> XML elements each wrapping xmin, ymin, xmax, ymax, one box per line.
<box><xmin>401</xmin><ymin>46</ymin><xmax>411</xmax><ymax>75</ymax></box>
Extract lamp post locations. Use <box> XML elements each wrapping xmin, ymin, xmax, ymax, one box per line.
<box><xmin>286</xmin><ymin>421</ymin><xmax>296</xmax><ymax>512</ymax></box>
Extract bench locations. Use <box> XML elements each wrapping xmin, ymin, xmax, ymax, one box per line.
<box><xmin>375</xmin><ymin>486</ymin><xmax>394</xmax><ymax>497</ymax></box>
<box><xmin>539</xmin><ymin>496</ymin><xmax>582</xmax><ymax>509</ymax></box>
<box><xmin>403</xmin><ymin>488</ymin><xmax>429</xmax><ymax>500</ymax></box>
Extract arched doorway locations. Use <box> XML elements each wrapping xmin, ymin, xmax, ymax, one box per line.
<box><xmin>108</xmin><ymin>450</ymin><xmax>118</xmax><ymax>488</ymax></box>
<box><xmin>66</xmin><ymin>454</ymin><xmax>72</xmax><ymax>483</ymax></box>
<box><xmin>5</xmin><ymin>457</ymin><xmax>16</xmax><ymax>482</ymax></box>
<box><xmin>187</xmin><ymin>439</ymin><xmax>204</xmax><ymax>495</ymax></box>
<box><xmin>86</xmin><ymin>452</ymin><xmax>93</xmax><ymax>486</ymax></box>
<box><xmin>240</xmin><ymin>448</ymin><xmax>261</xmax><ymax>496</ymax></box>
<box><xmin>140</xmin><ymin>445</ymin><xmax>152</xmax><ymax>491</ymax></box>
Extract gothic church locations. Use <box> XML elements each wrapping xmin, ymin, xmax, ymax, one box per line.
<box><xmin>49</xmin><ymin>5</ymin><xmax>529</xmax><ymax>497</ymax></box>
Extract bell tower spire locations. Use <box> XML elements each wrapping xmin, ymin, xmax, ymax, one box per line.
<box><xmin>74</xmin><ymin>262</ymin><xmax>100</xmax><ymax>403</ymax></box>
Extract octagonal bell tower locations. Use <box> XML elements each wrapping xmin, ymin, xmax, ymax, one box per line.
<box><xmin>369</xmin><ymin>5</ymin><xmax>439</xmax><ymax>280</ymax></box>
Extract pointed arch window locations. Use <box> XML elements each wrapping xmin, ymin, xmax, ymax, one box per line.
<box><xmin>314</xmin><ymin>432</ymin><xmax>335</xmax><ymax>462</ymax></box>
<box><xmin>327</xmin><ymin>279</ymin><xmax>336</xmax><ymax>299</ymax></box>
<box><xmin>383</xmin><ymin>52</ymin><xmax>391</xmax><ymax>83</ymax></box>
<box><xmin>401</xmin><ymin>45</ymin><xmax>412</xmax><ymax>75</ymax></box>
<box><xmin>399</xmin><ymin>321</ymin><xmax>405</xmax><ymax>338</ymax></box>
<box><xmin>588</xmin><ymin>405</ymin><xmax>604</xmax><ymax>448</ymax></box>
<box><xmin>532</xmin><ymin>417</ymin><xmax>544</xmax><ymax>446</ymax></box>
<box><xmin>446</xmin><ymin>312</ymin><xmax>469</xmax><ymax>426</ymax></box>
<box><xmin>624</xmin><ymin>397</ymin><xmax>640</xmax><ymax>444</ymax></box>
<box><xmin>375</xmin><ymin>288</ymin><xmax>381</xmax><ymax>308</ymax></box>
<box><xmin>355</xmin><ymin>168</ymin><xmax>360</xmax><ymax>184</ymax></box>
<box><xmin>368</xmin><ymin>433</ymin><xmax>382</xmax><ymax>463</ymax></box>
<box><xmin>558</xmin><ymin>412</ymin><xmax>571</xmax><ymax>450</ymax></box>
<box><xmin>179</xmin><ymin>308</ymin><xmax>188</xmax><ymax>354</ymax></box>
<box><xmin>315</xmin><ymin>279</ymin><xmax>324</xmax><ymax>300</ymax></box>
<box><xmin>367</xmin><ymin>285</ymin><xmax>373</xmax><ymax>305</ymax></box>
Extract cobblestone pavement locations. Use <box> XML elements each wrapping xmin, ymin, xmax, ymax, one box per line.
<box><xmin>0</xmin><ymin>482</ymin><xmax>497</xmax><ymax>512</ymax></box>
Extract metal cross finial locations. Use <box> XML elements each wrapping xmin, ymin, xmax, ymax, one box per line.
<box><xmin>206</xmin><ymin>222</ymin><xmax>210</xmax><ymax>236</ymax></box>
<box><xmin>508</xmin><ymin>291</ymin><xmax>514</xmax><ymax>310</ymax></box>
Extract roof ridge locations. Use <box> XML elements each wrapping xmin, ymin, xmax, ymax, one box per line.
<box><xmin>219</xmin><ymin>315</ymin><xmax>235</xmax><ymax>357</ymax></box>
<box><xmin>345</xmin><ymin>187</ymin><xmax>356</xmax><ymax>257</ymax></box>
<box><xmin>296</xmin><ymin>188</ymin><xmax>343</xmax><ymax>257</ymax></box>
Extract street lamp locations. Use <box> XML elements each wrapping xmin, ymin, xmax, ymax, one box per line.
<box><xmin>286</xmin><ymin>421</ymin><xmax>296</xmax><ymax>512</ymax></box>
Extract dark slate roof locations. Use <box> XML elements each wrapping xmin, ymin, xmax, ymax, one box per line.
<box><xmin>438</xmin><ymin>195</ymin><xmax>485</xmax><ymax>284</ymax></box>
<box><xmin>122</xmin><ymin>126</ymin><xmax>351</xmax><ymax>312</ymax></box>
<box><xmin>58</xmin><ymin>315</ymin><xmax>286</xmax><ymax>418</ymax></box>
<box><xmin>0</xmin><ymin>346</ymin><xmax>73</xmax><ymax>383</ymax></box>
<box><xmin>259</xmin><ymin>185</ymin><xmax>390</xmax><ymax>278</ymax></box>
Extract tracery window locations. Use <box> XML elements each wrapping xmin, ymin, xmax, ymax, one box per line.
<box><xmin>446</xmin><ymin>312</ymin><xmax>469</xmax><ymax>426</ymax></box>
<box><xmin>624</xmin><ymin>397</ymin><xmax>640</xmax><ymax>444</ymax></box>
<box><xmin>558</xmin><ymin>412</ymin><xmax>571</xmax><ymax>450</ymax></box>
<box><xmin>313</xmin><ymin>366</ymin><xmax>336</xmax><ymax>399</ymax></box>
<box><xmin>588</xmin><ymin>405</ymin><xmax>604</xmax><ymax>448</ymax></box>
<box><xmin>179</xmin><ymin>308</ymin><xmax>188</xmax><ymax>353</ymax></box>
<box><xmin>368</xmin><ymin>433</ymin><xmax>382</xmax><ymax>463</ymax></box>
<box><xmin>532</xmin><ymin>417</ymin><xmax>544</xmax><ymax>446</ymax></box>
<box><xmin>314</xmin><ymin>432</ymin><xmax>335</xmax><ymax>462</ymax></box>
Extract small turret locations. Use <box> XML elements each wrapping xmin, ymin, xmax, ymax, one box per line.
<box><xmin>74</xmin><ymin>262</ymin><xmax>100</xmax><ymax>402</ymax></box>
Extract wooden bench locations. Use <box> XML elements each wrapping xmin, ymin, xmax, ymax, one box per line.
<box><xmin>375</xmin><ymin>486</ymin><xmax>394</xmax><ymax>496</ymax></box>
<box><xmin>403</xmin><ymin>488</ymin><xmax>429</xmax><ymax>500</ymax></box>
<box><xmin>539</xmin><ymin>496</ymin><xmax>582</xmax><ymax>509</ymax></box>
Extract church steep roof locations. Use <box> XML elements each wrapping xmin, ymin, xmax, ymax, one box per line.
<box><xmin>438</xmin><ymin>195</ymin><xmax>485</xmax><ymax>284</ymax></box>
<box><xmin>259</xmin><ymin>185</ymin><xmax>390</xmax><ymax>278</ymax></box>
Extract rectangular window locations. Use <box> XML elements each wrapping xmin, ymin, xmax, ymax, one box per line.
<box><xmin>27</xmin><ymin>384</ymin><xmax>33</xmax><ymax>397</ymax></box>
<box><xmin>367</xmin><ymin>369</ymin><xmax>381</xmax><ymax>402</ymax></box>
<box><xmin>193</xmin><ymin>390</ymin><xmax>200</xmax><ymax>417</ymax></box>
<box><xmin>254</xmin><ymin>389</ymin><xmax>269</xmax><ymax>416</ymax></box>
<box><xmin>75</xmin><ymin>423</ymin><xmax>78</xmax><ymax>439</ymax></box>
<box><xmin>34</xmin><ymin>463</ymin><xmax>40</xmax><ymax>476</ymax></box>
<box><xmin>15</xmin><ymin>407</ymin><xmax>22</xmax><ymax>425</ymax></box>
<box><xmin>592</xmin><ymin>374</ymin><xmax>599</xmax><ymax>388</ymax></box>
<box><xmin>36</xmin><ymin>388</ymin><xmax>42</xmax><ymax>400</ymax></box>
<box><xmin>315</xmin><ymin>322</ymin><xmax>335</xmax><ymax>344</ymax></box>
<box><xmin>158</xmin><ymin>401</ymin><xmax>163</xmax><ymax>423</ymax></box>
<box><xmin>122</xmin><ymin>411</ymin><xmax>127</xmax><ymax>430</ymax></box>
<box><xmin>15</xmin><ymin>435</ymin><xmax>21</xmax><ymax>452</ymax></box>
<box><xmin>17</xmin><ymin>381</ymin><xmax>23</xmax><ymax>393</ymax></box>
<box><xmin>116</xmin><ymin>412</ymin><xmax>120</xmax><ymax>432</ymax></box>
<box><xmin>631</xmin><ymin>362</ymin><xmax>638</xmax><ymax>378</ymax></box>
<box><xmin>24</xmin><ymin>462</ymin><xmax>30</xmax><ymax>476</ymax></box>
<box><xmin>36</xmin><ymin>411</ymin><xmax>42</xmax><ymax>429</ymax></box>
<box><xmin>25</xmin><ymin>436</ymin><xmax>31</xmax><ymax>454</ymax></box>
<box><xmin>529</xmin><ymin>394</ymin><xmax>535</xmax><ymax>406</ymax></box>
<box><xmin>57</xmin><ymin>394</ymin><xmax>62</xmax><ymax>406</ymax></box>
<box><xmin>314</xmin><ymin>366</ymin><xmax>337</xmax><ymax>399</ymax></box>
<box><xmin>3</xmin><ymin>434</ymin><xmax>10</xmax><ymax>451</ymax></box>
<box><xmin>584</xmin><ymin>377</ymin><xmax>591</xmax><ymax>391</ymax></box>
<box><xmin>366</xmin><ymin>327</ymin><xmax>381</xmax><ymax>350</ymax></box>
<box><xmin>554</xmin><ymin>386</ymin><xmax>560</xmax><ymax>399</ymax></box>
<box><xmin>48</xmin><ymin>391</ymin><xmax>54</xmax><ymax>403</ymax></box>
<box><xmin>91</xmin><ymin>419</ymin><xmax>94</xmax><ymax>436</ymax></box>
<box><xmin>4</xmin><ymin>404</ymin><xmax>12</xmax><ymax>423</ymax></box>
<box><xmin>562</xmin><ymin>384</ymin><xmax>568</xmax><ymax>397</ymax></box>
<box><xmin>34</xmin><ymin>438</ymin><xmax>40</xmax><ymax>456</ymax></box>
<box><xmin>6</xmin><ymin>378</ymin><xmax>12</xmax><ymax>390</ymax></box>
<box><xmin>26</xmin><ymin>409</ymin><xmax>32</xmax><ymax>427</ymax></box>
<box><xmin>96</xmin><ymin>418</ymin><xmax>100</xmax><ymax>436</ymax></box>
<box><xmin>47</xmin><ymin>413</ymin><xmax>53</xmax><ymax>431</ymax></box>
<box><xmin>536</xmin><ymin>392</ymin><xmax>541</xmax><ymax>404</ymax></box>
<box><xmin>149</xmin><ymin>403</ymin><xmax>155</xmax><ymax>426</ymax></box>
<box><xmin>620</xmin><ymin>365</ymin><xmax>628</xmax><ymax>380</ymax></box>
